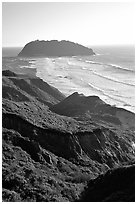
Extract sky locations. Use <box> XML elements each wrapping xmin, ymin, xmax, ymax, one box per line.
<box><xmin>2</xmin><ymin>2</ymin><xmax>135</xmax><ymax>47</ymax></box>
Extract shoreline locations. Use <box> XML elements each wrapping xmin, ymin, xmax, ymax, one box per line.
<box><xmin>34</xmin><ymin>57</ymin><xmax>134</xmax><ymax>113</ymax></box>
<box><xmin>2</xmin><ymin>55</ymin><xmax>135</xmax><ymax>113</ymax></box>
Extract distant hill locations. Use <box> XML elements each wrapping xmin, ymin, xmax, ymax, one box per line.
<box><xmin>18</xmin><ymin>40</ymin><xmax>95</xmax><ymax>57</ymax></box>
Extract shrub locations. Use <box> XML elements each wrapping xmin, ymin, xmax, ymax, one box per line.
<box><xmin>2</xmin><ymin>189</ymin><xmax>21</xmax><ymax>202</ymax></box>
<box><xmin>72</xmin><ymin>173</ymin><xmax>91</xmax><ymax>183</ymax></box>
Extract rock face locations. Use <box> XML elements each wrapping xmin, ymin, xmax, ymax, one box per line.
<box><xmin>2</xmin><ymin>70</ymin><xmax>135</xmax><ymax>202</ymax></box>
<box><xmin>18</xmin><ymin>40</ymin><xmax>95</xmax><ymax>57</ymax></box>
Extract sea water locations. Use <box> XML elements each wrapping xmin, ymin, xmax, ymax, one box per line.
<box><xmin>2</xmin><ymin>45</ymin><xmax>135</xmax><ymax>113</ymax></box>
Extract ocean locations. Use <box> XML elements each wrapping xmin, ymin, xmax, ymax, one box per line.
<box><xmin>2</xmin><ymin>45</ymin><xmax>135</xmax><ymax>113</ymax></box>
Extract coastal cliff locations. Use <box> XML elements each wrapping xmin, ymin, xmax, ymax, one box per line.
<box><xmin>18</xmin><ymin>40</ymin><xmax>95</xmax><ymax>57</ymax></box>
<box><xmin>2</xmin><ymin>70</ymin><xmax>135</xmax><ymax>201</ymax></box>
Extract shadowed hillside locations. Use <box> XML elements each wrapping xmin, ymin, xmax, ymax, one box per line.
<box><xmin>51</xmin><ymin>92</ymin><xmax>135</xmax><ymax>130</ymax></box>
<box><xmin>2</xmin><ymin>70</ymin><xmax>65</xmax><ymax>106</ymax></box>
<box><xmin>79</xmin><ymin>165</ymin><xmax>135</xmax><ymax>202</ymax></box>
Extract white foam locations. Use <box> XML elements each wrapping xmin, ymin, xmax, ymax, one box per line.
<box><xmin>33</xmin><ymin>57</ymin><xmax>135</xmax><ymax>113</ymax></box>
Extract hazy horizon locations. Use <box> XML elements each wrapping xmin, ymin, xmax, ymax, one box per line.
<box><xmin>2</xmin><ymin>2</ymin><xmax>134</xmax><ymax>47</ymax></box>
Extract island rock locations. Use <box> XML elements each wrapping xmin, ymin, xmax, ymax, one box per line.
<box><xmin>18</xmin><ymin>40</ymin><xmax>95</xmax><ymax>57</ymax></box>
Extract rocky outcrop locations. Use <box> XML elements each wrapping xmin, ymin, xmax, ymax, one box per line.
<box><xmin>18</xmin><ymin>40</ymin><xmax>95</xmax><ymax>57</ymax></box>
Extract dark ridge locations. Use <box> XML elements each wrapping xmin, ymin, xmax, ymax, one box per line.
<box><xmin>29</xmin><ymin>78</ymin><xmax>65</xmax><ymax>101</ymax></box>
<box><xmin>79</xmin><ymin>165</ymin><xmax>135</xmax><ymax>202</ymax></box>
<box><xmin>2</xmin><ymin>86</ymin><xmax>31</xmax><ymax>102</ymax></box>
<box><xmin>18</xmin><ymin>40</ymin><xmax>95</xmax><ymax>57</ymax></box>
<box><xmin>2</xmin><ymin>70</ymin><xmax>17</xmax><ymax>77</ymax></box>
<box><xmin>51</xmin><ymin>92</ymin><xmax>135</xmax><ymax>130</ymax></box>
<box><xmin>2</xmin><ymin>70</ymin><xmax>65</xmax><ymax>106</ymax></box>
<box><xmin>50</xmin><ymin>92</ymin><xmax>105</xmax><ymax>117</ymax></box>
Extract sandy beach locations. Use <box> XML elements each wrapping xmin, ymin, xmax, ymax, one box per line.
<box><xmin>35</xmin><ymin>57</ymin><xmax>134</xmax><ymax>112</ymax></box>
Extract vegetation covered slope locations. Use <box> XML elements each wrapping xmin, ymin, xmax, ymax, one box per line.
<box><xmin>51</xmin><ymin>92</ymin><xmax>135</xmax><ymax>130</ymax></box>
<box><xmin>2</xmin><ymin>70</ymin><xmax>135</xmax><ymax>202</ymax></box>
<box><xmin>18</xmin><ymin>40</ymin><xmax>95</xmax><ymax>57</ymax></box>
<box><xmin>79</xmin><ymin>165</ymin><xmax>135</xmax><ymax>202</ymax></box>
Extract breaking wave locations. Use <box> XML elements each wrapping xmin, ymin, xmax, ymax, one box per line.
<box><xmin>85</xmin><ymin>60</ymin><xmax>134</xmax><ymax>73</ymax></box>
<box><xmin>89</xmin><ymin>70</ymin><xmax>135</xmax><ymax>87</ymax></box>
<box><xmin>87</xmin><ymin>82</ymin><xmax>133</xmax><ymax>108</ymax></box>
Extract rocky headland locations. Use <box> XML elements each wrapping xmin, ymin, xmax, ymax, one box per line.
<box><xmin>2</xmin><ymin>69</ymin><xmax>135</xmax><ymax>201</ymax></box>
<box><xmin>18</xmin><ymin>40</ymin><xmax>95</xmax><ymax>57</ymax></box>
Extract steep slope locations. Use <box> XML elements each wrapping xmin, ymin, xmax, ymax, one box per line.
<box><xmin>2</xmin><ymin>70</ymin><xmax>18</xmax><ymax>77</ymax></box>
<box><xmin>2</xmin><ymin>70</ymin><xmax>65</xmax><ymax>106</ymax></box>
<box><xmin>2</xmin><ymin>72</ymin><xmax>134</xmax><ymax>167</ymax></box>
<box><xmin>79</xmin><ymin>165</ymin><xmax>135</xmax><ymax>202</ymax></box>
<box><xmin>2</xmin><ymin>70</ymin><xmax>135</xmax><ymax>201</ymax></box>
<box><xmin>18</xmin><ymin>40</ymin><xmax>95</xmax><ymax>57</ymax></box>
<box><xmin>3</xmin><ymin>128</ymin><xmax>95</xmax><ymax>202</ymax></box>
<box><xmin>51</xmin><ymin>92</ymin><xmax>135</xmax><ymax>130</ymax></box>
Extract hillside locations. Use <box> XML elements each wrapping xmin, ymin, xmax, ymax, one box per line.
<box><xmin>2</xmin><ymin>70</ymin><xmax>135</xmax><ymax>201</ymax></box>
<box><xmin>18</xmin><ymin>40</ymin><xmax>95</xmax><ymax>57</ymax></box>
<box><xmin>79</xmin><ymin>165</ymin><xmax>135</xmax><ymax>202</ymax></box>
<box><xmin>51</xmin><ymin>92</ymin><xmax>135</xmax><ymax>130</ymax></box>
